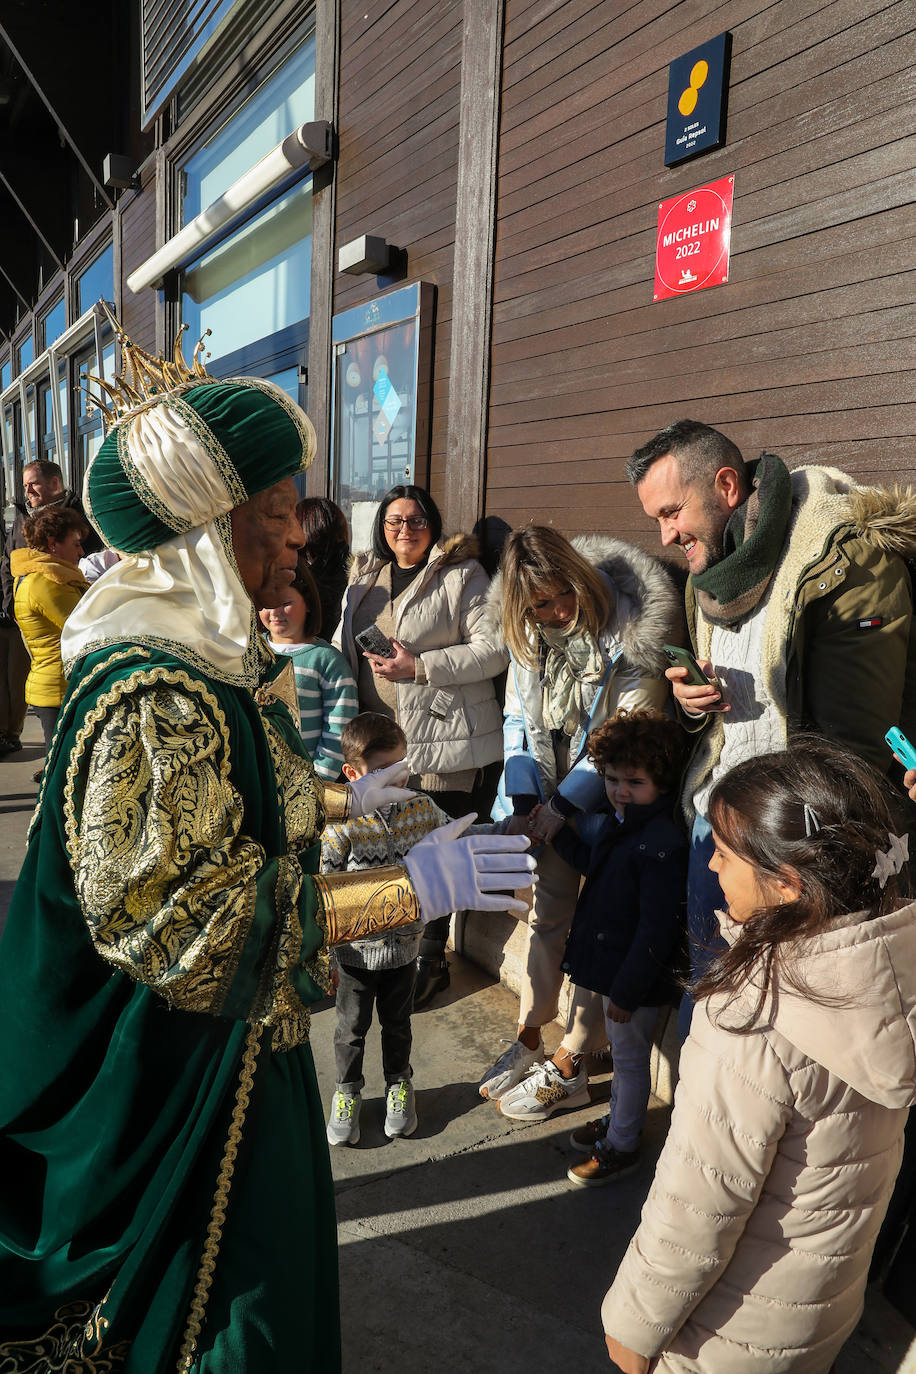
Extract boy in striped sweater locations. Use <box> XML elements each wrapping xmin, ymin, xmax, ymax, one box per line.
<box><xmin>323</xmin><ymin>712</ymin><xmax>498</xmax><ymax>1145</ymax></box>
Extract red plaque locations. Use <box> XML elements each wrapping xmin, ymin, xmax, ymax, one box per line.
<box><xmin>653</xmin><ymin>174</ymin><xmax>734</xmax><ymax>301</ymax></box>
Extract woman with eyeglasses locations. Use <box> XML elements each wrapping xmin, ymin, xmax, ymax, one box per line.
<box><xmin>336</xmin><ymin>484</ymin><xmax>508</xmax><ymax>1006</ymax></box>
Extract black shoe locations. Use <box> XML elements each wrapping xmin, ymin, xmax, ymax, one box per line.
<box><xmin>412</xmin><ymin>955</ymin><xmax>450</xmax><ymax>1010</ymax></box>
<box><xmin>0</xmin><ymin>733</ymin><xmax>22</xmax><ymax>756</ymax></box>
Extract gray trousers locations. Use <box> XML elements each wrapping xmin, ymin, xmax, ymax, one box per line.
<box><xmin>333</xmin><ymin>960</ymin><xmax>416</xmax><ymax>1090</ymax></box>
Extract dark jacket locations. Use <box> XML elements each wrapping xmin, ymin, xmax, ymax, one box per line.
<box><xmin>1</xmin><ymin>491</ymin><xmax>101</xmax><ymax>618</ymax></box>
<box><xmin>557</xmin><ymin>795</ymin><xmax>687</xmax><ymax>1011</ymax></box>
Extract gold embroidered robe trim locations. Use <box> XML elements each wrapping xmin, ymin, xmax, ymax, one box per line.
<box><xmin>254</xmin><ymin>655</ymin><xmax>300</xmax><ymax>725</ymax></box>
<box><xmin>313</xmin><ymin>867</ymin><xmax>421</xmax><ymax>946</ymax></box>
<box><xmin>64</xmin><ymin>667</ymin><xmax>321</xmax><ymax>1046</ymax></box>
<box><xmin>323</xmin><ymin>780</ymin><xmax>351</xmax><ymax>821</ymax></box>
<box><xmin>0</xmin><ymin>1299</ymin><xmax>130</xmax><ymax>1371</ymax></box>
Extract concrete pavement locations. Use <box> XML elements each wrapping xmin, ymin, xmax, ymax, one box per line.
<box><xmin>1</xmin><ymin>706</ymin><xmax>914</xmax><ymax>1372</ymax></box>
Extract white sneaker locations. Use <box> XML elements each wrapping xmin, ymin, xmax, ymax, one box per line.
<box><xmin>498</xmin><ymin>1060</ymin><xmax>590</xmax><ymax>1121</ymax></box>
<box><xmin>326</xmin><ymin>1089</ymin><xmax>361</xmax><ymax>1146</ymax></box>
<box><xmin>384</xmin><ymin>1079</ymin><xmax>418</xmax><ymax>1138</ymax></box>
<box><xmin>478</xmin><ymin>1037</ymin><xmax>543</xmax><ymax>1101</ymax></box>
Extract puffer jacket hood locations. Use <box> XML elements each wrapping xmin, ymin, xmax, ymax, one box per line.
<box><xmin>484</xmin><ymin>533</ymin><xmax>684</xmax><ymax>678</ymax></box>
<box><xmin>716</xmin><ymin>899</ymin><xmax>916</xmax><ymax>1111</ymax></box>
<box><xmin>10</xmin><ymin>547</ymin><xmax>89</xmax><ymax>588</ymax></box>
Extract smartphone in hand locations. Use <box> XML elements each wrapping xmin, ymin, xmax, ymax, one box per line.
<box><xmin>886</xmin><ymin>726</ymin><xmax>916</xmax><ymax>772</ymax></box>
<box><xmin>355</xmin><ymin>624</ymin><xmax>396</xmax><ymax>658</ymax></box>
<box><xmin>663</xmin><ymin>645</ymin><xmax>714</xmax><ymax>687</ymax></box>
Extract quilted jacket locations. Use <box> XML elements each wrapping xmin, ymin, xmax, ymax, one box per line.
<box><xmin>601</xmin><ymin>900</ymin><xmax>916</xmax><ymax>1372</ymax></box>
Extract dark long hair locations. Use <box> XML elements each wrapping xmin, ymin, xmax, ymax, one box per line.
<box><xmin>290</xmin><ymin>556</ymin><xmax>323</xmax><ymax>638</ymax></box>
<box><xmin>297</xmin><ymin>497</ymin><xmax>349</xmax><ymax>576</ymax></box>
<box><xmin>370</xmin><ymin>485</ymin><xmax>442</xmax><ymax>562</ymax></box>
<box><xmin>694</xmin><ymin>736</ymin><xmax>906</xmax><ymax>1026</ymax></box>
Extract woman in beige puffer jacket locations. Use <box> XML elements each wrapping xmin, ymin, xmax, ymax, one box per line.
<box><xmin>335</xmin><ymin>485</ymin><xmax>507</xmax><ymax>1003</ymax></box>
<box><xmin>602</xmin><ymin>738</ymin><xmax>916</xmax><ymax>1374</ymax></box>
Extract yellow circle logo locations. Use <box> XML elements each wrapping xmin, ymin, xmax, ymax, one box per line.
<box><xmin>678</xmin><ymin>58</ymin><xmax>709</xmax><ymax>116</ymax></box>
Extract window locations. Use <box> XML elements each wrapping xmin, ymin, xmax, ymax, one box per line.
<box><xmin>182</xmin><ymin>180</ymin><xmax>312</xmax><ymax>362</ymax></box>
<box><xmin>181</xmin><ymin>37</ymin><xmax>315</xmax><ymax>220</ymax></box>
<box><xmin>178</xmin><ymin>37</ymin><xmax>314</xmax><ymax>393</ymax></box>
<box><xmin>17</xmin><ymin>336</ymin><xmax>34</xmax><ymax>374</ymax></box>
<box><xmin>40</xmin><ymin>298</ymin><xmax>67</xmax><ymax>350</ymax></box>
<box><xmin>1</xmin><ymin>359</ymin><xmax>11</xmax><ymax>392</ymax></box>
<box><xmin>76</xmin><ymin>244</ymin><xmax>114</xmax><ymax>317</ymax></box>
<box><xmin>73</xmin><ymin>333</ymin><xmax>116</xmax><ymax>481</ymax></box>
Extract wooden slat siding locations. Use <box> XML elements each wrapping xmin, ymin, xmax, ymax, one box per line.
<box><xmin>486</xmin><ymin>0</ymin><xmax>916</xmax><ymax>534</ymax></box>
<box><xmin>119</xmin><ymin>182</ymin><xmax>157</xmax><ymax>349</ymax></box>
<box><xmin>492</xmin><ymin>274</ymin><xmax>916</xmax><ymax>387</ymax></box>
<box><xmin>498</xmin><ymin>58</ymin><xmax>916</xmax><ymax>249</ymax></box>
<box><xmin>492</xmin><ymin>202</ymin><xmax>914</xmax><ymax>352</ymax></box>
<box><xmin>335</xmin><ymin>1</ymin><xmax>463</xmax><ymax>497</ymax></box>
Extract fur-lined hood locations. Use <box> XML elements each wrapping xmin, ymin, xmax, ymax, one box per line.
<box><xmin>349</xmin><ymin>532</ymin><xmax>481</xmax><ymax>584</ymax></box>
<box><xmin>848</xmin><ymin>483</ymin><xmax>916</xmax><ymax>559</ymax></box>
<box><xmin>484</xmin><ymin>532</ymin><xmax>683</xmax><ymax>677</ymax></box>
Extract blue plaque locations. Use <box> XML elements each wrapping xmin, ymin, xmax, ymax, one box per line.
<box><xmin>664</xmin><ymin>32</ymin><xmax>731</xmax><ymax>167</ymax></box>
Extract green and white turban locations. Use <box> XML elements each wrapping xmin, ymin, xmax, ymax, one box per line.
<box><xmin>84</xmin><ymin>377</ymin><xmax>314</xmax><ymax>553</ymax></box>
<box><xmin>62</xmin><ymin>375</ymin><xmax>317</xmax><ymax>690</ymax></box>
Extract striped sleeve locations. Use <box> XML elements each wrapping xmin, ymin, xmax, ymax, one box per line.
<box><xmin>294</xmin><ymin>642</ymin><xmax>358</xmax><ymax>781</ymax></box>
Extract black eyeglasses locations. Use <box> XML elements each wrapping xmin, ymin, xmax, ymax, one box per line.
<box><xmin>384</xmin><ymin>516</ymin><xmax>428</xmax><ymax>530</ymax></box>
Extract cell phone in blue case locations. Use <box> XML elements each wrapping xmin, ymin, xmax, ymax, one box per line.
<box><xmin>886</xmin><ymin>726</ymin><xmax>916</xmax><ymax>772</ymax></box>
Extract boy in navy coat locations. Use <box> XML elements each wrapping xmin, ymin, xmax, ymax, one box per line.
<box><xmin>552</xmin><ymin>708</ymin><xmax>687</xmax><ymax>1186</ymax></box>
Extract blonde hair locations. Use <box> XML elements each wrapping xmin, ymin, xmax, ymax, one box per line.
<box><xmin>500</xmin><ymin>526</ymin><xmax>611</xmax><ymax>667</ymax></box>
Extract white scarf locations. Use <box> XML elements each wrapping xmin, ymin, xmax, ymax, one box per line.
<box><xmin>60</xmin><ymin>518</ymin><xmax>262</xmax><ymax>689</ymax></box>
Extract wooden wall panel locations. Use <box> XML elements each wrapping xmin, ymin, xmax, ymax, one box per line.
<box><xmin>118</xmin><ymin>180</ymin><xmax>157</xmax><ymax>350</ymax></box>
<box><xmin>335</xmin><ymin>0</ymin><xmax>463</xmax><ymax>507</ymax></box>
<box><xmin>486</xmin><ymin>0</ymin><xmax>916</xmax><ymax>546</ymax></box>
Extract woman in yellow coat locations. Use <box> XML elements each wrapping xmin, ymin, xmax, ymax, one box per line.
<box><xmin>10</xmin><ymin>506</ymin><xmax>90</xmax><ymax>751</ymax></box>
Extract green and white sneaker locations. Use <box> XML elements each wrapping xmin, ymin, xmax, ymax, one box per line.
<box><xmin>326</xmin><ymin>1089</ymin><xmax>361</xmax><ymax>1146</ymax></box>
<box><xmin>384</xmin><ymin>1079</ymin><xmax>418</xmax><ymax>1138</ymax></box>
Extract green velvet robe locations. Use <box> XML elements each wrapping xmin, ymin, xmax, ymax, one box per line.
<box><xmin>0</xmin><ymin>644</ymin><xmax>341</xmax><ymax>1372</ymax></box>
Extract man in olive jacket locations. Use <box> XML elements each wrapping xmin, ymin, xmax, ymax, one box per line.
<box><xmin>627</xmin><ymin>418</ymin><xmax>915</xmax><ymax>1008</ymax></box>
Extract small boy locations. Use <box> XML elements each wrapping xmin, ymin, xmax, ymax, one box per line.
<box><xmin>552</xmin><ymin>707</ymin><xmax>687</xmax><ymax>1187</ymax></box>
<box><xmin>322</xmin><ymin>712</ymin><xmax>469</xmax><ymax>1146</ymax></box>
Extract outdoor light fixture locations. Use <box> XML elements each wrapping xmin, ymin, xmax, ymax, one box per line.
<box><xmin>126</xmin><ymin>121</ymin><xmax>336</xmax><ymax>293</ymax></box>
<box><xmin>338</xmin><ymin>235</ymin><xmax>394</xmax><ymax>276</ymax></box>
<box><xmin>103</xmin><ymin>154</ymin><xmax>140</xmax><ymax>191</ymax></box>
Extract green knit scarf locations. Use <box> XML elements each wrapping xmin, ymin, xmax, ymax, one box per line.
<box><xmin>690</xmin><ymin>452</ymin><xmax>793</xmax><ymax>626</ymax></box>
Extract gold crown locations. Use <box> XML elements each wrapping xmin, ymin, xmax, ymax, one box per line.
<box><xmin>84</xmin><ymin>301</ymin><xmax>217</xmax><ymax>430</ymax></box>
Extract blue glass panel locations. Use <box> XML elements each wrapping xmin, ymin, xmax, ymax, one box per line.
<box><xmin>17</xmin><ymin>337</ymin><xmax>34</xmax><ymax>372</ymax></box>
<box><xmin>182</xmin><ymin>38</ymin><xmax>316</xmax><ymax>221</ymax></box>
<box><xmin>76</xmin><ymin>244</ymin><xmax>114</xmax><ymax>315</ymax></box>
<box><xmin>41</xmin><ymin>298</ymin><xmax>66</xmax><ymax>349</ymax></box>
<box><xmin>1</xmin><ymin>361</ymin><xmax>10</xmax><ymax>391</ymax></box>
<box><xmin>181</xmin><ymin>180</ymin><xmax>312</xmax><ymax>361</ymax></box>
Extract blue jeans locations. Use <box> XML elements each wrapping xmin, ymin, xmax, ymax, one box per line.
<box><xmin>677</xmin><ymin>814</ymin><xmax>726</xmax><ymax>1040</ymax></box>
<box><xmin>602</xmin><ymin>1003</ymin><xmax>659</xmax><ymax>1153</ymax></box>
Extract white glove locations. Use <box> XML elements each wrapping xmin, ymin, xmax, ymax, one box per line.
<box><xmin>347</xmin><ymin>760</ymin><xmax>415</xmax><ymax>817</ymax></box>
<box><xmin>404</xmin><ymin>814</ymin><xmax>536</xmax><ymax>920</ymax></box>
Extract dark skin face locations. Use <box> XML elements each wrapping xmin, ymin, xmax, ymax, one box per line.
<box><xmin>229</xmin><ymin>478</ymin><xmax>304</xmax><ymax>610</ymax></box>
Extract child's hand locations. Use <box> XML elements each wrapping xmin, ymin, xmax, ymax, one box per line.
<box><xmin>330</xmin><ymin>968</ymin><xmax>340</xmax><ymax>992</ymax></box>
<box><xmin>527</xmin><ymin>797</ymin><xmax>565</xmax><ymax>844</ymax></box>
<box><xmin>905</xmin><ymin>767</ymin><xmax>916</xmax><ymax>805</ymax></box>
<box><xmin>605</xmin><ymin>1000</ymin><xmax>632</xmax><ymax>1024</ymax></box>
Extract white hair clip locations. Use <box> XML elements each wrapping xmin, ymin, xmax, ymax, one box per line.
<box><xmin>872</xmin><ymin>832</ymin><xmax>909</xmax><ymax>888</ymax></box>
<box><xmin>803</xmin><ymin>803</ymin><xmax>821</xmax><ymax>836</ymax></box>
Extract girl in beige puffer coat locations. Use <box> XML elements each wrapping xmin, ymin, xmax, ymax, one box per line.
<box><xmin>602</xmin><ymin>736</ymin><xmax>916</xmax><ymax>1374</ymax></box>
